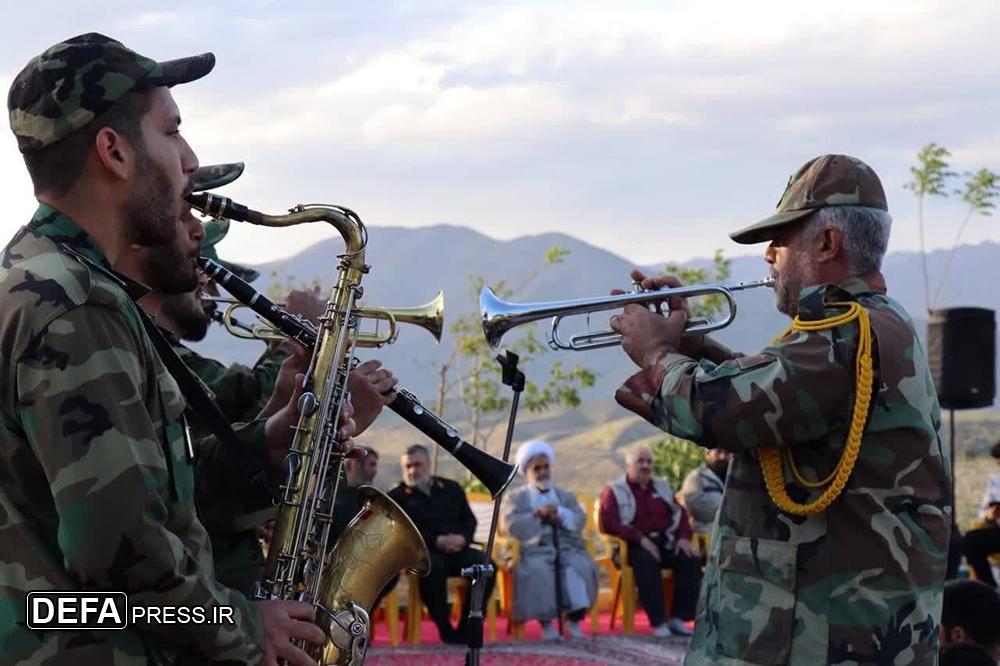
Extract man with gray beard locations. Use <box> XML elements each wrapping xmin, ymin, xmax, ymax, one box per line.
<box><xmin>612</xmin><ymin>155</ymin><xmax>950</xmax><ymax>665</ymax></box>
<box><xmin>389</xmin><ymin>444</ymin><xmax>496</xmax><ymax>643</ymax></box>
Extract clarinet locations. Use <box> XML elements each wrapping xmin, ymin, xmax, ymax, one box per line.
<box><xmin>199</xmin><ymin>257</ymin><xmax>517</xmax><ymax>498</ymax></box>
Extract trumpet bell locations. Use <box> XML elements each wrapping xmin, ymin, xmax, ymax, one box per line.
<box><xmin>356</xmin><ymin>290</ymin><xmax>445</xmax><ymax>348</ymax></box>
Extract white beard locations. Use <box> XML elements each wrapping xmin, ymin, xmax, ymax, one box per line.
<box><xmin>533</xmin><ymin>478</ymin><xmax>552</xmax><ymax>492</ymax></box>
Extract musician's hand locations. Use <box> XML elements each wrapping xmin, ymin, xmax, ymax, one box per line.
<box><xmin>675</xmin><ymin>538</ymin><xmax>698</xmax><ymax>558</ymax></box>
<box><xmin>285</xmin><ymin>286</ymin><xmax>325</xmax><ymax>325</ymax></box>
<box><xmin>259</xmin><ymin>343</ymin><xmax>311</xmax><ymax>418</ymax></box>
<box><xmin>256</xmin><ymin>600</ymin><xmax>326</xmax><ymax>666</ymax></box>
<box><xmin>263</xmin><ymin>373</ymin><xmax>306</xmax><ymax>471</ymax></box>
<box><xmin>610</xmin><ymin>298</ymin><xmax>687</xmax><ymax>370</ymax></box>
<box><xmin>639</xmin><ymin>537</ymin><xmax>661</xmax><ymax>563</ymax></box>
<box><xmin>346</xmin><ymin>360</ymin><xmax>398</xmax><ymax>435</ymax></box>
<box><xmin>626</xmin><ymin>270</ymin><xmax>705</xmax><ymax>359</ymax></box>
<box><xmin>255</xmin><ymin>519</ymin><xmax>275</xmax><ymax>545</ymax></box>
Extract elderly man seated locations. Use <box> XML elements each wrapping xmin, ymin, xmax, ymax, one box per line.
<box><xmin>500</xmin><ymin>440</ymin><xmax>598</xmax><ymax>640</ymax></box>
<box><xmin>599</xmin><ymin>444</ymin><xmax>701</xmax><ymax>638</ymax></box>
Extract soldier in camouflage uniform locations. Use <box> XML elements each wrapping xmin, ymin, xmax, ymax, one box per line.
<box><xmin>0</xmin><ymin>33</ymin><xmax>336</xmax><ymax>665</ymax></box>
<box><xmin>114</xmin><ymin>191</ymin><xmax>398</xmax><ymax>597</ymax></box>
<box><xmin>109</xmin><ymin>209</ymin><xmax>291</xmax><ymax>598</ymax></box>
<box><xmin>612</xmin><ymin>155</ymin><xmax>951</xmax><ymax>665</ymax></box>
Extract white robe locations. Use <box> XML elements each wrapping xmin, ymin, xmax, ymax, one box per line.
<box><xmin>500</xmin><ymin>484</ymin><xmax>598</xmax><ymax>623</ymax></box>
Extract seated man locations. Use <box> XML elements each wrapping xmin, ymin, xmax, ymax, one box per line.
<box><xmin>500</xmin><ymin>440</ymin><xmax>598</xmax><ymax>640</ymax></box>
<box><xmin>389</xmin><ymin>444</ymin><xmax>496</xmax><ymax>644</ymax></box>
<box><xmin>599</xmin><ymin>444</ymin><xmax>701</xmax><ymax>638</ymax></box>
<box><xmin>329</xmin><ymin>445</ymin><xmax>380</xmax><ymax>542</ymax></box>
<box><xmin>680</xmin><ymin>447</ymin><xmax>730</xmax><ymax>535</ymax></box>
<box><xmin>965</xmin><ymin>442</ymin><xmax>1000</xmax><ymax>587</ymax></box>
<box><xmin>939</xmin><ymin>579</ymin><xmax>1000</xmax><ymax>662</ymax></box>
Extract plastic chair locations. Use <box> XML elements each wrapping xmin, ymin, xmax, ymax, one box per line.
<box><xmin>403</xmin><ymin>491</ymin><xmax>499</xmax><ymax>644</ymax></box>
<box><xmin>594</xmin><ymin>499</ymin><xmax>674</xmax><ymax>634</ymax></box>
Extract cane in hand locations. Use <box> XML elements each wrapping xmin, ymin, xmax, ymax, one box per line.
<box><xmin>551</xmin><ymin>517</ymin><xmax>564</xmax><ymax>637</ymax></box>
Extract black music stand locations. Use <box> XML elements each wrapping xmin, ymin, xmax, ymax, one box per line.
<box><xmin>463</xmin><ymin>351</ymin><xmax>524</xmax><ymax>666</ymax></box>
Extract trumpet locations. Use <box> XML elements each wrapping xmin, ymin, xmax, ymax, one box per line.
<box><xmin>200</xmin><ymin>291</ymin><xmax>445</xmax><ymax>347</ymax></box>
<box><xmin>200</xmin><ymin>256</ymin><xmax>517</xmax><ymax>499</ymax></box>
<box><xmin>481</xmin><ymin>278</ymin><xmax>775</xmax><ymax>351</ymax></box>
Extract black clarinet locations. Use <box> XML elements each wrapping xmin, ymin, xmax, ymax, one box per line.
<box><xmin>199</xmin><ymin>257</ymin><xmax>517</xmax><ymax>498</ymax></box>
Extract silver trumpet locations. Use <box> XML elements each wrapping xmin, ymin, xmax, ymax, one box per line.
<box><xmin>480</xmin><ymin>277</ymin><xmax>775</xmax><ymax>351</ymax></box>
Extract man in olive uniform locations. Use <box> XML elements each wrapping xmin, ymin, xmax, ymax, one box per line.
<box><xmin>0</xmin><ymin>33</ymin><xmax>333</xmax><ymax>665</ymax></box>
<box><xmin>116</xmin><ymin>200</ymin><xmax>397</xmax><ymax>595</ymax></box>
<box><xmin>613</xmin><ymin>155</ymin><xmax>950</xmax><ymax>665</ymax></box>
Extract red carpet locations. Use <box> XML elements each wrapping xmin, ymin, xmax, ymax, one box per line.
<box><xmin>366</xmin><ymin>611</ymin><xmax>689</xmax><ymax>665</ymax></box>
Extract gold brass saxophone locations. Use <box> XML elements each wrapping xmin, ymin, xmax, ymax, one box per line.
<box><xmin>188</xmin><ymin>193</ymin><xmax>430</xmax><ymax>665</ymax></box>
<box><xmin>318</xmin><ymin>487</ymin><xmax>430</xmax><ymax>663</ymax></box>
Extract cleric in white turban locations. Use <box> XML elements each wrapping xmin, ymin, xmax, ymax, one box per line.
<box><xmin>499</xmin><ymin>440</ymin><xmax>599</xmax><ymax>639</ymax></box>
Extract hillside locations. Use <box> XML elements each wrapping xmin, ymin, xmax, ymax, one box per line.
<box><xmin>190</xmin><ymin>227</ymin><xmax>1000</xmax><ymax>501</ymax></box>
<box><xmin>192</xmin><ymin>226</ymin><xmax>1000</xmax><ymax>403</ymax></box>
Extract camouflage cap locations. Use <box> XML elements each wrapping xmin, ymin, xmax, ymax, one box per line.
<box><xmin>200</xmin><ymin>218</ymin><xmax>260</xmax><ymax>283</ymax></box>
<box><xmin>729</xmin><ymin>154</ymin><xmax>888</xmax><ymax>244</ymax></box>
<box><xmin>8</xmin><ymin>32</ymin><xmax>214</xmax><ymax>153</ymax></box>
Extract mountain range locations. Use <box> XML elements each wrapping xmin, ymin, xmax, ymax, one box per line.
<box><xmin>192</xmin><ymin>224</ymin><xmax>1000</xmax><ymax>405</ymax></box>
<box><xmin>189</xmin><ymin>226</ymin><xmax>999</xmax><ymax>499</ymax></box>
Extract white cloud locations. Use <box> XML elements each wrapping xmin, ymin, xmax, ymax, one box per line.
<box><xmin>3</xmin><ymin>1</ymin><xmax>999</xmax><ymax>266</ymax></box>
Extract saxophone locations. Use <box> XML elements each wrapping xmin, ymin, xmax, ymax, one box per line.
<box><xmin>188</xmin><ymin>193</ymin><xmax>430</xmax><ymax>665</ymax></box>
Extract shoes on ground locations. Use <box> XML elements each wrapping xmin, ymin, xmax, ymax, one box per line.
<box><xmin>540</xmin><ymin>620</ymin><xmax>560</xmax><ymax>641</ymax></box>
<box><xmin>666</xmin><ymin>618</ymin><xmax>693</xmax><ymax>636</ymax></box>
<box><xmin>652</xmin><ymin>623</ymin><xmax>673</xmax><ymax>638</ymax></box>
<box><xmin>567</xmin><ymin>620</ymin><xmax>585</xmax><ymax>639</ymax></box>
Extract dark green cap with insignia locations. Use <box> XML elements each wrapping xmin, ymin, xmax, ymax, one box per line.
<box><xmin>8</xmin><ymin>32</ymin><xmax>214</xmax><ymax>153</ymax></box>
<box><xmin>730</xmin><ymin>154</ymin><xmax>888</xmax><ymax>244</ymax></box>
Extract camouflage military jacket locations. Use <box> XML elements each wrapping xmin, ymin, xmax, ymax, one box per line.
<box><xmin>0</xmin><ymin>206</ymin><xmax>267</xmax><ymax>665</ymax></box>
<box><xmin>167</xmin><ymin>333</ymin><xmax>282</xmax><ymax>426</ymax></box>
<box><xmin>627</xmin><ymin>277</ymin><xmax>950</xmax><ymax>666</ymax></box>
<box><xmin>164</xmin><ymin>332</ymin><xmax>281</xmax><ymax>596</ymax></box>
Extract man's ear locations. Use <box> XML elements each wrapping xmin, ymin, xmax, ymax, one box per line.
<box><xmin>93</xmin><ymin>127</ymin><xmax>132</xmax><ymax>181</ymax></box>
<box><xmin>813</xmin><ymin>226</ymin><xmax>843</xmax><ymax>264</ymax></box>
<box><xmin>949</xmin><ymin>625</ymin><xmax>969</xmax><ymax>643</ymax></box>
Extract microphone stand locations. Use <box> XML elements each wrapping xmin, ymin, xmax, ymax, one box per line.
<box><xmin>463</xmin><ymin>351</ymin><xmax>525</xmax><ymax>666</ymax></box>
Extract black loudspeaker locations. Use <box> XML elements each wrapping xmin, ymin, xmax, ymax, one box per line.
<box><xmin>927</xmin><ymin>307</ymin><xmax>996</xmax><ymax>409</ymax></box>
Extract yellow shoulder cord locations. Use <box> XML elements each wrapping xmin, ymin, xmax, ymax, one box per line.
<box><xmin>758</xmin><ymin>302</ymin><xmax>874</xmax><ymax>516</ymax></box>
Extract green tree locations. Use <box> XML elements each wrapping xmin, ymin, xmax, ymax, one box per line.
<box><xmin>932</xmin><ymin>167</ymin><xmax>1000</xmax><ymax>305</ymax></box>
<box><xmin>663</xmin><ymin>248</ymin><xmax>733</xmax><ymax>319</ymax></box>
<box><xmin>433</xmin><ymin>248</ymin><xmax>596</xmax><ymax>475</ymax></box>
<box><xmin>905</xmin><ymin>144</ymin><xmax>1000</xmax><ymax>310</ymax></box>
<box><xmin>903</xmin><ymin>143</ymin><xmax>955</xmax><ymax>312</ymax></box>
<box><xmin>651</xmin><ymin>436</ymin><xmax>705</xmax><ymax>490</ymax></box>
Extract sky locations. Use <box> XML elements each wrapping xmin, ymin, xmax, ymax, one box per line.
<box><xmin>2</xmin><ymin>0</ymin><xmax>999</xmax><ymax>266</ymax></box>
